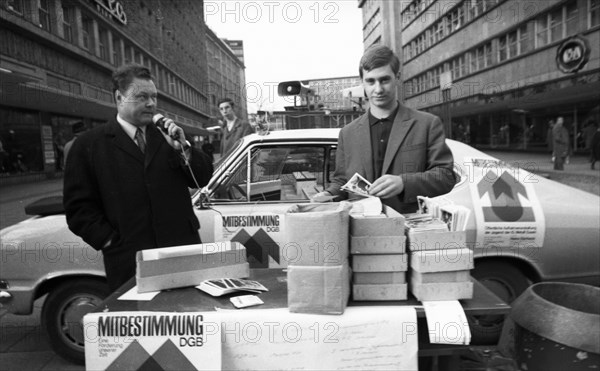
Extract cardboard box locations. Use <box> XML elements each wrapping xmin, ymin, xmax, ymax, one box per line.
<box><xmin>350</xmin><ymin>205</ymin><xmax>405</xmax><ymax>237</ymax></box>
<box><xmin>352</xmin><ymin>254</ymin><xmax>408</xmax><ymax>272</ymax></box>
<box><xmin>353</xmin><ymin>283</ymin><xmax>408</xmax><ymax>301</ymax></box>
<box><xmin>407</xmin><ymin>230</ymin><xmax>466</xmax><ymax>251</ymax></box>
<box><xmin>287</xmin><ymin>263</ymin><xmax>350</xmax><ymax>315</ymax></box>
<box><xmin>350</xmin><ymin>235</ymin><xmax>406</xmax><ymax>254</ymax></box>
<box><xmin>409</xmin><ymin>269</ymin><xmax>471</xmax><ymax>284</ymax></box>
<box><xmin>409</xmin><ymin>248</ymin><xmax>473</xmax><ymax>273</ymax></box>
<box><xmin>353</xmin><ymin>272</ymin><xmax>406</xmax><ymax>285</ymax></box>
<box><xmin>136</xmin><ymin>242</ymin><xmax>249</xmax><ymax>293</ymax></box>
<box><xmin>409</xmin><ymin>280</ymin><xmax>474</xmax><ymax>301</ymax></box>
<box><xmin>286</xmin><ymin>203</ymin><xmax>352</xmax><ymax>266</ymax></box>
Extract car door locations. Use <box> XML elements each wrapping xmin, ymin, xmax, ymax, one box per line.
<box><xmin>195</xmin><ymin>141</ymin><xmax>337</xmax><ymax>268</ymax></box>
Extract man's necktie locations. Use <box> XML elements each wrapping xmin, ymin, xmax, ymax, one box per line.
<box><xmin>135</xmin><ymin>127</ymin><xmax>146</xmax><ymax>154</ymax></box>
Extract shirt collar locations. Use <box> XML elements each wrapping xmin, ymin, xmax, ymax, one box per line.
<box><xmin>368</xmin><ymin>103</ymin><xmax>400</xmax><ymax>126</ymax></box>
<box><xmin>117</xmin><ymin>114</ymin><xmax>145</xmax><ymax>140</ymax></box>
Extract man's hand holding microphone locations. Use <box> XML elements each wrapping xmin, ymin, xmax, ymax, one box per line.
<box><xmin>153</xmin><ymin>114</ymin><xmax>191</xmax><ymax>160</ymax></box>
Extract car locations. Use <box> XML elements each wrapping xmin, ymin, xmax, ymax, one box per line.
<box><xmin>1</xmin><ymin>128</ymin><xmax>599</xmax><ymax>363</ymax></box>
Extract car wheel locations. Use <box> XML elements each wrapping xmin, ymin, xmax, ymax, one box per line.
<box><xmin>41</xmin><ymin>279</ymin><xmax>110</xmax><ymax>364</ymax></box>
<box><xmin>470</xmin><ymin>261</ymin><xmax>532</xmax><ymax>344</ymax></box>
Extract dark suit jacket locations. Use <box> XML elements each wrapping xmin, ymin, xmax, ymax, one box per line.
<box><xmin>326</xmin><ymin>104</ymin><xmax>456</xmax><ymax>214</ymax></box>
<box><xmin>220</xmin><ymin>118</ymin><xmax>254</xmax><ymax>154</ymax></box>
<box><xmin>63</xmin><ymin>118</ymin><xmax>213</xmax><ymax>290</ymax></box>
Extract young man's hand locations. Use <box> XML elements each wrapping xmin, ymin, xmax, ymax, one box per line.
<box><xmin>369</xmin><ymin>175</ymin><xmax>404</xmax><ymax>198</ymax></box>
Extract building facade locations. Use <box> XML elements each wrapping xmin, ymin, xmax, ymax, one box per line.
<box><xmin>0</xmin><ymin>0</ymin><xmax>247</xmax><ymax>182</ymax></box>
<box><xmin>360</xmin><ymin>0</ymin><xmax>600</xmax><ymax>152</ymax></box>
<box><xmin>205</xmin><ymin>28</ymin><xmax>247</xmax><ymax>123</ymax></box>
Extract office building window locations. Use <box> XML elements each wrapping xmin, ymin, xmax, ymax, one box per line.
<box><xmin>498</xmin><ymin>36</ymin><xmax>508</xmax><ymax>62</ymax></box>
<box><xmin>565</xmin><ymin>0</ymin><xmax>579</xmax><ymax>35</ymax></box>
<box><xmin>112</xmin><ymin>36</ymin><xmax>122</xmax><ymax>66</ymax></box>
<box><xmin>519</xmin><ymin>24</ymin><xmax>532</xmax><ymax>54</ymax></box>
<box><xmin>484</xmin><ymin>42</ymin><xmax>493</xmax><ymax>67</ymax></box>
<box><xmin>508</xmin><ymin>30</ymin><xmax>518</xmax><ymax>58</ymax></box>
<box><xmin>39</xmin><ymin>0</ymin><xmax>50</xmax><ymax>31</ymax></box>
<box><xmin>82</xmin><ymin>16</ymin><xmax>93</xmax><ymax>51</ymax></box>
<box><xmin>62</xmin><ymin>7</ymin><xmax>73</xmax><ymax>43</ymax></box>
<box><xmin>549</xmin><ymin>7</ymin><xmax>563</xmax><ymax>43</ymax></box>
<box><xmin>7</xmin><ymin>0</ymin><xmax>23</xmax><ymax>14</ymax></box>
<box><xmin>99</xmin><ymin>28</ymin><xmax>109</xmax><ymax>62</ymax></box>
<box><xmin>536</xmin><ymin>14</ymin><xmax>549</xmax><ymax>47</ymax></box>
<box><xmin>591</xmin><ymin>0</ymin><xmax>600</xmax><ymax>27</ymax></box>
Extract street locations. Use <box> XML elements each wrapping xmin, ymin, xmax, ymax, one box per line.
<box><xmin>0</xmin><ymin>150</ymin><xmax>598</xmax><ymax>370</ymax></box>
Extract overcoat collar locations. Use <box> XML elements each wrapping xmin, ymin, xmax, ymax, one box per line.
<box><xmin>105</xmin><ymin>119</ymin><xmax>164</xmax><ymax>167</ymax></box>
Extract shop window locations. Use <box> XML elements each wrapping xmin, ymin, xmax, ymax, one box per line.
<box><xmin>62</xmin><ymin>6</ymin><xmax>73</xmax><ymax>43</ymax></box>
<box><xmin>38</xmin><ymin>0</ymin><xmax>51</xmax><ymax>31</ymax></box>
<box><xmin>591</xmin><ymin>0</ymin><xmax>600</xmax><ymax>28</ymax></box>
<box><xmin>0</xmin><ymin>108</ymin><xmax>44</xmax><ymax>174</ymax></box>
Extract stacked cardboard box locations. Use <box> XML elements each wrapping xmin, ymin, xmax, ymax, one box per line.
<box><xmin>407</xmin><ymin>229</ymin><xmax>474</xmax><ymax>301</ymax></box>
<box><xmin>136</xmin><ymin>242</ymin><xmax>250</xmax><ymax>293</ymax></box>
<box><xmin>286</xmin><ymin>203</ymin><xmax>352</xmax><ymax>314</ymax></box>
<box><xmin>350</xmin><ymin>206</ymin><xmax>408</xmax><ymax>301</ymax></box>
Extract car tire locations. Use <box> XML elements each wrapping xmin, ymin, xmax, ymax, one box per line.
<box><xmin>41</xmin><ymin>279</ymin><xmax>110</xmax><ymax>364</ymax></box>
<box><xmin>470</xmin><ymin>261</ymin><xmax>532</xmax><ymax>344</ymax></box>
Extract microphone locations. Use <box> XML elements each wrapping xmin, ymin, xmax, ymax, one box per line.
<box><xmin>152</xmin><ymin>114</ymin><xmax>190</xmax><ymax>151</ymax></box>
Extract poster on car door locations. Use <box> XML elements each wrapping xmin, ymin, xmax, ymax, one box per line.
<box><xmin>84</xmin><ymin>311</ymin><xmax>220</xmax><ymax>371</ymax></box>
<box><xmin>465</xmin><ymin>157</ymin><xmax>545</xmax><ymax>250</ymax></box>
<box><xmin>214</xmin><ymin>205</ymin><xmax>290</xmax><ymax>268</ymax></box>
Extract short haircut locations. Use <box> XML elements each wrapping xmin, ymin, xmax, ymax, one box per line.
<box><xmin>112</xmin><ymin>64</ymin><xmax>153</xmax><ymax>93</ymax></box>
<box><xmin>218</xmin><ymin>98</ymin><xmax>234</xmax><ymax>108</ymax></box>
<box><xmin>359</xmin><ymin>45</ymin><xmax>400</xmax><ymax>78</ymax></box>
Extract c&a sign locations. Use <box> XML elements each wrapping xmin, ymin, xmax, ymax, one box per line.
<box><xmin>556</xmin><ymin>36</ymin><xmax>590</xmax><ymax>73</ymax></box>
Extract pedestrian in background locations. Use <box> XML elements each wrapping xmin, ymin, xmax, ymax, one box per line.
<box><xmin>546</xmin><ymin>119</ymin><xmax>555</xmax><ymax>162</ymax></box>
<box><xmin>218</xmin><ymin>98</ymin><xmax>254</xmax><ymax>154</ymax></box>
<box><xmin>552</xmin><ymin>116</ymin><xmax>569</xmax><ymax>170</ymax></box>
<box><xmin>63</xmin><ymin>121</ymin><xmax>85</xmax><ymax>163</ymax></box>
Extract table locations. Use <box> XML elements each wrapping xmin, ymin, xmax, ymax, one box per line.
<box><xmin>97</xmin><ymin>269</ymin><xmax>510</xmax><ymax>370</ymax></box>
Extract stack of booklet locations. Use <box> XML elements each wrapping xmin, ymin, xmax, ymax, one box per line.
<box><xmin>197</xmin><ymin>278</ymin><xmax>268</xmax><ymax>297</ymax></box>
<box><xmin>415</xmin><ymin>196</ymin><xmax>470</xmax><ymax>232</ymax></box>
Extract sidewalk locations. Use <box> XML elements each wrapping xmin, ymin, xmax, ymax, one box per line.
<box><xmin>487</xmin><ymin>150</ymin><xmax>600</xmax><ymax>195</ymax></box>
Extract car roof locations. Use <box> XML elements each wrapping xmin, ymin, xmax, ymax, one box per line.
<box><xmin>244</xmin><ymin>128</ymin><xmax>341</xmax><ymax>143</ymax></box>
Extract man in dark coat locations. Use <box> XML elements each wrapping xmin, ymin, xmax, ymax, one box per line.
<box><xmin>64</xmin><ymin>64</ymin><xmax>213</xmax><ymax>291</ymax></box>
<box><xmin>218</xmin><ymin>98</ymin><xmax>254</xmax><ymax>155</ymax></box>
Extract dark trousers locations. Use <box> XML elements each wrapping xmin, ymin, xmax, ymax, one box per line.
<box><xmin>554</xmin><ymin>156</ymin><xmax>565</xmax><ymax>170</ymax></box>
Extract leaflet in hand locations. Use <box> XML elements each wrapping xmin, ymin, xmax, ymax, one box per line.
<box><xmin>341</xmin><ymin>173</ymin><xmax>371</xmax><ymax>197</ymax></box>
<box><xmin>197</xmin><ymin>278</ymin><xmax>269</xmax><ymax>297</ymax></box>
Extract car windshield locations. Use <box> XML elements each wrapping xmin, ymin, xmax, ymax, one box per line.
<box><xmin>214</xmin><ymin>138</ymin><xmax>244</xmax><ymax>171</ymax></box>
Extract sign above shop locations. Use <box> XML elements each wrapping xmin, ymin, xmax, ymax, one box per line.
<box><xmin>92</xmin><ymin>0</ymin><xmax>127</xmax><ymax>25</ymax></box>
<box><xmin>556</xmin><ymin>36</ymin><xmax>590</xmax><ymax>73</ymax></box>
